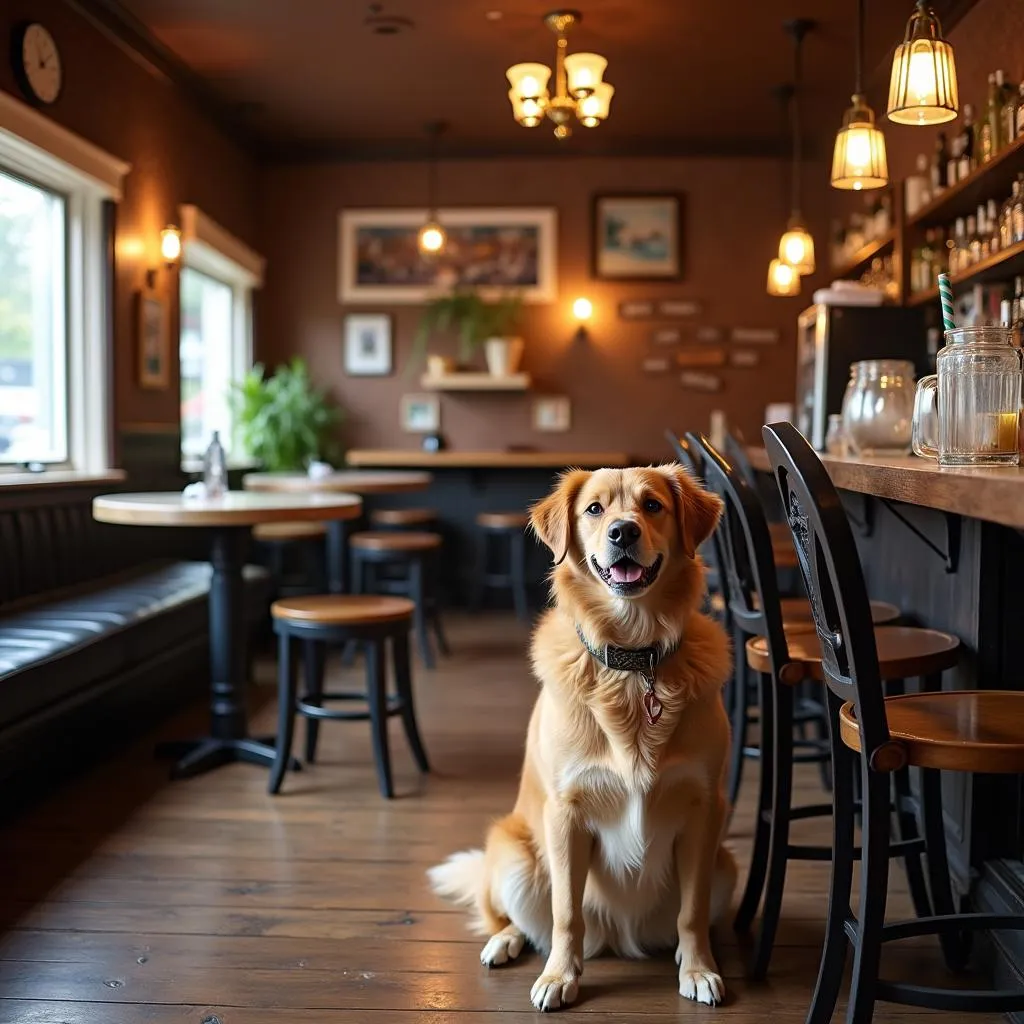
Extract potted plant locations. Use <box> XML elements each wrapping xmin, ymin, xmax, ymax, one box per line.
<box><xmin>412</xmin><ymin>288</ymin><xmax>524</xmax><ymax>377</ymax></box>
<box><xmin>229</xmin><ymin>357</ymin><xmax>341</xmax><ymax>471</ymax></box>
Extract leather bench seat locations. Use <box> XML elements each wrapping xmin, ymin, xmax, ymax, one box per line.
<box><xmin>0</xmin><ymin>560</ymin><xmax>269</xmax><ymax>731</ymax></box>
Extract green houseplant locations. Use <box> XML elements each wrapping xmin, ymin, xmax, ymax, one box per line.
<box><xmin>411</xmin><ymin>288</ymin><xmax>524</xmax><ymax>377</ymax></box>
<box><xmin>229</xmin><ymin>358</ymin><xmax>341</xmax><ymax>471</ymax></box>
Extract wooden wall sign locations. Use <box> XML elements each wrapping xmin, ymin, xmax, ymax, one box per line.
<box><xmin>651</xmin><ymin>328</ymin><xmax>682</xmax><ymax>345</ymax></box>
<box><xmin>680</xmin><ymin>371</ymin><xmax>722</xmax><ymax>392</ymax></box>
<box><xmin>619</xmin><ymin>300</ymin><xmax>654</xmax><ymax>319</ymax></box>
<box><xmin>658</xmin><ymin>299</ymin><xmax>701</xmax><ymax>318</ymax></box>
<box><xmin>695</xmin><ymin>326</ymin><xmax>723</xmax><ymax>343</ymax></box>
<box><xmin>730</xmin><ymin>349</ymin><xmax>760</xmax><ymax>367</ymax></box>
<box><xmin>676</xmin><ymin>347</ymin><xmax>726</xmax><ymax>368</ymax></box>
<box><xmin>731</xmin><ymin>327</ymin><xmax>780</xmax><ymax>344</ymax></box>
<box><xmin>642</xmin><ymin>356</ymin><xmax>671</xmax><ymax>374</ymax></box>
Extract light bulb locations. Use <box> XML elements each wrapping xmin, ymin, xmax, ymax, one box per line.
<box><xmin>418</xmin><ymin>221</ymin><xmax>446</xmax><ymax>255</ymax></box>
<box><xmin>160</xmin><ymin>225</ymin><xmax>181</xmax><ymax>263</ymax></box>
<box><xmin>572</xmin><ymin>297</ymin><xmax>593</xmax><ymax>321</ymax></box>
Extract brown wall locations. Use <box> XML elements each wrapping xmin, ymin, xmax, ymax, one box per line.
<box><xmin>259</xmin><ymin>157</ymin><xmax>829</xmax><ymax>462</ymax></box>
<box><xmin>1</xmin><ymin>0</ymin><xmax>258</xmax><ymax>434</ymax></box>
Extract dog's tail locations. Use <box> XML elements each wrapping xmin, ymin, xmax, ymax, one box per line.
<box><xmin>427</xmin><ymin>848</ymin><xmax>504</xmax><ymax>936</ymax></box>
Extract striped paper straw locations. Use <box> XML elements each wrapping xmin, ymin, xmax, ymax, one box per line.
<box><xmin>937</xmin><ymin>273</ymin><xmax>955</xmax><ymax>332</ymax></box>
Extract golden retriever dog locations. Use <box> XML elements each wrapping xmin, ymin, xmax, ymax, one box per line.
<box><xmin>428</xmin><ymin>465</ymin><xmax>736</xmax><ymax>1011</ymax></box>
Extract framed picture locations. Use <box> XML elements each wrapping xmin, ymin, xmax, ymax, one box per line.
<box><xmin>651</xmin><ymin>328</ymin><xmax>682</xmax><ymax>345</ymax></box>
<box><xmin>657</xmin><ymin>299</ymin><xmax>700</xmax><ymax>317</ymax></box>
<box><xmin>731</xmin><ymin>327</ymin><xmax>780</xmax><ymax>344</ymax></box>
<box><xmin>676</xmin><ymin>348</ymin><xmax>726</xmax><ymax>368</ymax></box>
<box><xmin>592</xmin><ymin>193</ymin><xmax>683</xmax><ymax>281</ymax></box>
<box><xmin>137</xmin><ymin>289</ymin><xmax>169</xmax><ymax>389</ymax></box>
<box><xmin>401</xmin><ymin>394</ymin><xmax>440</xmax><ymax>433</ymax></box>
<box><xmin>344</xmin><ymin>314</ymin><xmax>392</xmax><ymax>376</ymax></box>
<box><xmin>339</xmin><ymin>207</ymin><xmax>557</xmax><ymax>304</ymax></box>
<box><xmin>532</xmin><ymin>395</ymin><xmax>571</xmax><ymax>433</ymax></box>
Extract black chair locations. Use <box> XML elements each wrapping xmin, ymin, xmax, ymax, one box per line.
<box><xmin>698</xmin><ymin>433</ymin><xmax>957</xmax><ymax>982</ymax></box>
<box><xmin>763</xmin><ymin>421</ymin><xmax>1024</xmax><ymax>1022</ymax></box>
<box><xmin>474</xmin><ymin>512</ymin><xmax>530</xmax><ymax>622</ymax></box>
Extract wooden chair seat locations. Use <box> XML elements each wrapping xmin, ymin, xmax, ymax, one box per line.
<box><xmin>711</xmin><ymin>591</ymin><xmax>899</xmax><ymax>626</ymax></box>
<box><xmin>477</xmin><ymin>512</ymin><xmax>528</xmax><ymax>530</ymax></box>
<box><xmin>349</xmin><ymin>531</ymin><xmax>442</xmax><ymax>553</ymax></box>
<box><xmin>745</xmin><ymin>625</ymin><xmax>960</xmax><ymax>682</ymax></box>
<box><xmin>370</xmin><ymin>507</ymin><xmax>437</xmax><ymax>527</ymax></box>
<box><xmin>839</xmin><ymin>691</ymin><xmax>1024</xmax><ymax>773</ymax></box>
<box><xmin>253</xmin><ymin>521</ymin><xmax>326</xmax><ymax>542</ymax></box>
<box><xmin>271</xmin><ymin>595</ymin><xmax>414</xmax><ymax>626</ymax></box>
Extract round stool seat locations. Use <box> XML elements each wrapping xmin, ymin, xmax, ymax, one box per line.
<box><xmin>711</xmin><ymin>592</ymin><xmax>899</xmax><ymax>626</ymax></box>
<box><xmin>840</xmin><ymin>691</ymin><xmax>1024</xmax><ymax>773</ymax></box>
<box><xmin>370</xmin><ymin>507</ymin><xmax>437</xmax><ymax>527</ymax></box>
<box><xmin>271</xmin><ymin>595</ymin><xmax>415</xmax><ymax>626</ymax></box>
<box><xmin>253</xmin><ymin>521</ymin><xmax>326</xmax><ymax>542</ymax></box>
<box><xmin>477</xmin><ymin>511</ymin><xmax>528</xmax><ymax>530</ymax></box>
<box><xmin>745</xmin><ymin>625</ymin><xmax>960</xmax><ymax>682</ymax></box>
<box><xmin>349</xmin><ymin>531</ymin><xmax>442</xmax><ymax>553</ymax></box>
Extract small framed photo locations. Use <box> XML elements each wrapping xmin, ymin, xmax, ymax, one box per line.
<box><xmin>533</xmin><ymin>395</ymin><xmax>571</xmax><ymax>433</ymax></box>
<box><xmin>400</xmin><ymin>394</ymin><xmax>440</xmax><ymax>433</ymax></box>
<box><xmin>651</xmin><ymin>328</ymin><xmax>682</xmax><ymax>345</ymax></box>
<box><xmin>593</xmin><ymin>193</ymin><xmax>684</xmax><ymax>281</ymax></box>
<box><xmin>657</xmin><ymin>299</ymin><xmax>700</xmax><ymax>318</ymax></box>
<box><xmin>344</xmin><ymin>314</ymin><xmax>392</xmax><ymax>375</ymax></box>
<box><xmin>618</xmin><ymin>300</ymin><xmax>655</xmax><ymax>320</ymax></box>
<box><xmin>137</xmin><ymin>289</ymin><xmax>169</xmax><ymax>390</ymax></box>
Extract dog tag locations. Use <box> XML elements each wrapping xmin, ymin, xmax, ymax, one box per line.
<box><xmin>643</xmin><ymin>687</ymin><xmax>663</xmax><ymax>725</ymax></box>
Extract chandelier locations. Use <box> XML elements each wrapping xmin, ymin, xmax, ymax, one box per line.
<box><xmin>506</xmin><ymin>10</ymin><xmax>614</xmax><ymax>139</ymax></box>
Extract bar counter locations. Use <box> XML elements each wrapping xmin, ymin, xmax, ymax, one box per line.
<box><xmin>346</xmin><ymin>449</ymin><xmax>631</xmax><ymax>469</ymax></box>
<box><xmin>747</xmin><ymin>446</ymin><xmax>1024</xmax><ymax>531</ymax></box>
<box><xmin>747</xmin><ymin>442</ymin><xmax>1024</xmax><ymax>988</ymax></box>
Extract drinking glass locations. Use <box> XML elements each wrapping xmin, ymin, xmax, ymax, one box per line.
<box><xmin>841</xmin><ymin>360</ymin><xmax>916</xmax><ymax>456</ymax></box>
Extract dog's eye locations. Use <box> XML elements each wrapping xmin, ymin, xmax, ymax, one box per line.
<box><xmin>585</xmin><ymin>502</ymin><xmax>603</xmax><ymax>516</ymax></box>
<box><xmin>643</xmin><ymin>498</ymin><xmax>664</xmax><ymax>514</ymax></box>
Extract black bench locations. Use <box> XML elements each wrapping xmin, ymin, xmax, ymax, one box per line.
<box><xmin>0</xmin><ymin>483</ymin><xmax>270</xmax><ymax>805</ymax></box>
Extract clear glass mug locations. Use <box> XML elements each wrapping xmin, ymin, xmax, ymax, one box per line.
<box><xmin>841</xmin><ymin>360</ymin><xmax>916</xmax><ymax>456</ymax></box>
<box><xmin>911</xmin><ymin>326</ymin><xmax>1022</xmax><ymax>467</ymax></box>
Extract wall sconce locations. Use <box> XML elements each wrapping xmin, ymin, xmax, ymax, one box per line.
<box><xmin>572</xmin><ymin>296</ymin><xmax>593</xmax><ymax>341</ymax></box>
<box><xmin>146</xmin><ymin>224</ymin><xmax>182</xmax><ymax>290</ymax></box>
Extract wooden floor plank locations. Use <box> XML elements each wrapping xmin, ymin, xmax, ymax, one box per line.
<box><xmin>0</xmin><ymin>614</ymin><xmax>1002</xmax><ymax>1022</ymax></box>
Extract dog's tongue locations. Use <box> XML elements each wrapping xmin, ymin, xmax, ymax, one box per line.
<box><xmin>610</xmin><ymin>561</ymin><xmax>643</xmax><ymax>584</ymax></box>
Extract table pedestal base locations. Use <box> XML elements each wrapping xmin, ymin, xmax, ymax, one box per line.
<box><xmin>157</xmin><ymin>736</ymin><xmax>301</xmax><ymax>780</ymax></box>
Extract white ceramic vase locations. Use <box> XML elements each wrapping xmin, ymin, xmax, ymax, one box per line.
<box><xmin>483</xmin><ymin>337</ymin><xmax>524</xmax><ymax>376</ymax></box>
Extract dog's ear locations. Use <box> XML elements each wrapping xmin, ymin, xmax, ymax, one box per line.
<box><xmin>529</xmin><ymin>468</ymin><xmax>591</xmax><ymax>565</ymax></box>
<box><xmin>665</xmin><ymin>465</ymin><xmax>723</xmax><ymax>560</ymax></box>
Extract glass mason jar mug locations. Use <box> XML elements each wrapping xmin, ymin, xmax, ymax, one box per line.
<box><xmin>911</xmin><ymin>327</ymin><xmax>1022</xmax><ymax>467</ymax></box>
<box><xmin>841</xmin><ymin>360</ymin><xmax>917</xmax><ymax>456</ymax></box>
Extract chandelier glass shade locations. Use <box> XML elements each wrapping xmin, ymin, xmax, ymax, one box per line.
<box><xmin>887</xmin><ymin>1</ymin><xmax>959</xmax><ymax>125</ymax></box>
<box><xmin>831</xmin><ymin>97</ymin><xmax>889</xmax><ymax>190</ymax></box>
<box><xmin>778</xmin><ymin>218</ymin><xmax>816</xmax><ymax>276</ymax></box>
<box><xmin>506</xmin><ymin>11</ymin><xmax>613</xmax><ymax>138</ymax></box>
<box><xmin>767</xmin><ymin>258</ymin><xmax>800</xmax><ymax>297</ymax></box>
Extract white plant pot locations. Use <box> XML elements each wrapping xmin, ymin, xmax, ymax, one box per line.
<box><xmin>484</xmin><ymin>337</ymin><xmax>524</xmax><ymax>376</ymax></box>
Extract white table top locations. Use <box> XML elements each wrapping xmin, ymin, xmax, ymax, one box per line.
<box><xmin>243</xmin><ymin>470</ymin><xmax>432</xmax><ymax>494</ymax></box>
<box><xmin>92</xmin><ymin>491</ymin><xmax>363</xmax><ymax>527</ymax></box>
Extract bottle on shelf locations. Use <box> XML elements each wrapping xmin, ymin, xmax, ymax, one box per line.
<box><xmin>203</xmin><ymin>430</ymin><xmax>227</xmax><ymax>499</ymax></box>
<box><xmin>949</xmin><ymin>217</ymin><xmax>966</xmax><ymax>275</ymax></box>
<box><xmin>967</xmin><ymin>213</ymin><xmax>981</xmax><ymax>266</ymax></box>
<box><xmin>986</xmin><ymin>199</ymin><xmax>1000</xmax><ymax>258</ymax></box>
<box><xmin>932</xmin><ymin>132</ymin><xmax>949</xmax><ymax>193</ymax></box>
<box><xmin>1013</xmin><ymin>174</ymin><xmax>1024</xmax><ymax>244</ymax></box>
<box><xmin>1003</xmin><ymin>76</ymin><xmax>1021</xmax><ymax>146</ymax></box>
<box><xmin>981</xmin><ymin>73</ymin><xmax>1002</xmax><ymax>162</ymax></box>
<box><xmin>956</xmin><ymin>103</ymin><xmax>976</xmax><ymax>180</ymax></box>
<box><xmin>1000</xmin><ymin>180</ymin><xmax>1018</xmax><ymax>250</ymax></box>
<box><xmin>906</xmin><ymin>154</ymin><xmax>932</xmax><ymax>217</ymax></box>
<box><xmin>1012</xmin><ymin>276</ymin><xmax>1024</xmax><ymax>336</ymax></box>
<box><xmin>1016</xmin><ymin>82</ymin><xmax>1024</xmax><ymax>140</ymax></box>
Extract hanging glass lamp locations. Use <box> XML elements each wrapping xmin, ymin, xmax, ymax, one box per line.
<box><xmin>887</xmin><ymin>1</ymin><xmax>958</xmax><ymax>125</ymax></box>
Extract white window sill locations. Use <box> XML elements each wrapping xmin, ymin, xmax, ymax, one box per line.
<box><xmin>0</xmin><ymin>469</ymin><xmax>126</xmax><ymax>492</ymax></box>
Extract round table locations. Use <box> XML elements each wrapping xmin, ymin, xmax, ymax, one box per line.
<box><xmin>93</xmin><ymin>491</ymin><xmax>363</xmax><ymax>780</ymax></box>
<box><xmin>243</xmin><ymin>470</ymin><xmax>432</xmax><ymax>592</ymax></box>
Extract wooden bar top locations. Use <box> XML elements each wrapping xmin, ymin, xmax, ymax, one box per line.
<box><xmin>345</xmin><ymin>449</ymin><xmax>631</xmax><ymax>469</ymax></box>
<box><xmin>747</xmin><ymin>446</ymin><xmax>1024</xmax><ymax>531</ymax></box>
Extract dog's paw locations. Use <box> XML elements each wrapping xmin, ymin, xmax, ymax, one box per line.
<box><xmin>678</xmin><ymin>968</ymin><xmax>724</xmax><ymax>1007</ymax></box>
<box><xmin>530</xmin><ymin>969</ymin><xmax>580</xmax><ymax>1012</ymax></box>
<box><xmin>480</xmin><ymin>928</ymin><xmax>525</xmax><ymax>967</ymax></box>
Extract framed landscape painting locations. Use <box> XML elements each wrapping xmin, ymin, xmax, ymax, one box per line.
<box><xmin>339</xmin><ymin>207</ymin><xmax>558</xmax><ymax>304</ymax></box>
<box><xmin>592</xmin><ymin>193</ymin><xmax>683</xmax><ymax>281</ymax></box>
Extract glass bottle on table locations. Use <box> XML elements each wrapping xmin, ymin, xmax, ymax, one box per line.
<box><xmin>203</xmin><ymin>431</ymin><xmax>227</xmax><ymax>499</ymax></box>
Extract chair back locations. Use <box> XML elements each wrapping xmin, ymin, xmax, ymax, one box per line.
<box><xmin>695</xmin><ymin>435</ymin><xmax>792</xmax><ymax>683</ymax></box>
<box><xmin>761</xmin><ymin>422</ymin><xmax>890</xmax><ymax>757</ymax></box>
<box><xmin>724</xmin><ymin>430</ymin><xmax>758</xmax><ymax>489</ymax></box>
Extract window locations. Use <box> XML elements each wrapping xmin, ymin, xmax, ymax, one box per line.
<box><xmin>0</xmin><ymin>91</ymin><xmax>128</xmax><ymax>474</ymax></box>
<box><xmin>178</xmin><ymin>205</ymin><xmax>263</xmax><ymax>465</ymax></box>
<box><xmin>0</xmin><ymin>170</ymin><xmax>66</xmax><ymax>464</ymax></box>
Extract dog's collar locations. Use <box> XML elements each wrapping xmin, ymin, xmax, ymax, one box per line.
<box><xmin>574</xmin><ymin>624</ymin><xmax>678</xmax><ymax>726</ymax></box>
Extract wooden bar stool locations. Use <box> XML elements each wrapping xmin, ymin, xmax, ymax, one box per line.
<box><xmin>698</xmin><ymin>433</ymin><xmax>960</xmax><ymax>983</ymax></box>
<box><xmin>763</xmin><ymin>421</ymin><xmax>1024</xmax><ymax>1022</ymax></box>
<box><xmin>370</xmin><ymin>507</ymin><xmax>437</xmax><ymax>529</ymax></box>
<box><xmin>252</xmin><ymin>520</ymin><xmax>326</xmax><ymax>596</ymax></box>
<box><xmin>269</xmin><ymin>595</ymin><xmax>430</xmax><ymax>798</ymax></box>
<box><xmin>475</xmin><ymin>512</ymin><xmax>530</xmax><ymax>621</ymax></box>
<box><xmin>349</xmin><ymin>531</ymin><xmax>448</xmax><ymax>669</ymax></box>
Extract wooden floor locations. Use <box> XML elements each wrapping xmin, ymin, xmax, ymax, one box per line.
<box><xmin>0</xmin><ymin>614</ymin><xmax>1005</xmax><ymax>1023</ymax></box>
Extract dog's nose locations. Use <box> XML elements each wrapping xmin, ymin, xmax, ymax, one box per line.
<box><xmin>607</xmin><ymin>519</ymin><xmax>641</xmax><ymax>548</ymax></box>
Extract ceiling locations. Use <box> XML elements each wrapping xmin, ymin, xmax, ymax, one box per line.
<box><xmin>88</xmin><ymin>0</ymin><xmax>976</xmax><ymax>160</ymax></box>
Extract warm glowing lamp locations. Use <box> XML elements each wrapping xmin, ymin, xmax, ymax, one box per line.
<box><xmin>887</xmin><ymin>1</ymin><xmax>958</xmax><ymax>125</ymax></box>
<box><xmin>577</xmin><ymin>82</ymin><xmax>614</xmax><ymax>127</ymax></box>
<box><xmin>767</xmin><ymin>258</ymin><xmax>800</xmax><ymax>297</ymax></box>
<box><xmin>506</xmin><ymin>63</ymin><xmax>551</xmax><ymax>106</ymax></box>
<box><xmin>572</xmin><ymin>296</ymin><xmax>593</xmax><ymax>341</ymax></box>
<box><xmin>417</xmin><ymin>221</ymin><xmax>446</xmax><ymax>255</ymax></box>
<box><xmin>831</xmin><ymin>97</ymin><xmax>889</xmax><ymax>190</ymax></box>
<box><xmin>160</xmin><ymin>224</ymin><xmax>181</xmax><ymax>264</ymax></box>
<box><xmin>564</xmin><ymin>52</ymin><xmax>606</xmax><ymax>97</ymax></box>
<box><xmin>778</xmin><ymin>219</ymin><xmax>815</xmax><ymax>276</ymax></box>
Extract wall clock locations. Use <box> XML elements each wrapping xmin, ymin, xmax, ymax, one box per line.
<box><xmin>11</xmin><ymin>23</ymin><xmax>63</xmax><ymax>105</ymax></box>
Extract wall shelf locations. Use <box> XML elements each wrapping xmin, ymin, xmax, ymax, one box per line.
<box><xmin>830</xmin><ymin>231</ymin><xmax>895</xmax><ymax>281</ymax></box>
<box><xmin>419</xmin><ymin>372</ymin><xmax>531</xmax><ymax>391</ymax></box>
<box><xmin>907</xmin><ymin>237</ymin><xmax>1024</xmax><ymax>308</ymax></box>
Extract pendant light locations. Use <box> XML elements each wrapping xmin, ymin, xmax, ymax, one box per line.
<box><xmin>417</xmin><ymin>121</ymin><xmax>447</xmax><ymax>256</ymax></box>
<box><xmin>887</xmin><ymin>1</ymin><xmax>958</xmax><ymax>125</ymax></box>
<box><xmin>831</xmin><ymin>0</ymin><xmax>888</xmax><ymax>190</ymax></box>
<box><xmin>777</xmin><ymin>19</ymin><xmax>815</xmax><ymax>277</ymax></box>
<box><xmin>768</xmin><ymin>84</ymin><xmax>801</xmax><ymax>297</ymax></box>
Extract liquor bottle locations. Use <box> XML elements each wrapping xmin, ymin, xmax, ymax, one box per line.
<box><xmin>203</xmin><ymin>431</ymin><xmax>227</xmax><ymax>499</ymax></box>
<box><xmin>933</xmin><ymin>131</ymin><xmax>950</xmax><ymax>191</ymax></box>
<box><xmin>1003</xmin><ymin>76</ymin><xmax>1021</xmax><ymax>146</ymax></box>
<box><xmin>949</xmin><ymin>217</ymin><xmax>966</xmax><ymax>274</ymax></box>
<box><xmin>967</xmin><ymin>212</ymin><xmax>982</xmax><ymax>265</ymax></box>
<box><xmin>1000</xmin><ymin>179</ymin><xmax>1018</xmax><ymax>249</ymax></box>
<box><xmin>957</xmin><ymin>104</ymin><xmax>976</xmax><ymax>180</ymax></box>
<box><xmin>1014</xmin><ymin>175</ymin><xmax>1024</xmax><ymax>243</ymax></box>
<box><xmin>981</xmin><ymin>73</ymin><xmax>1001</xmax><ymax>162</ymax></box>
<box><xmin>987</xmin><ymin>199</ymin><xmax>1001</xmax><ymax>257</ymax></box>
<box><xmin>1017</xmin><ymin>82</ymin><xmax>1024</xmax><ymax>139</ymax></box>
<box><xmin>932</xmin><ymin>228</ymin><xmax>948</xmax><ymax>275</ymax></box>
<box><xmin>1012</xmin><ymin>276</ymin><xmax>1024</xmax><ymax>333</ymax></box>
